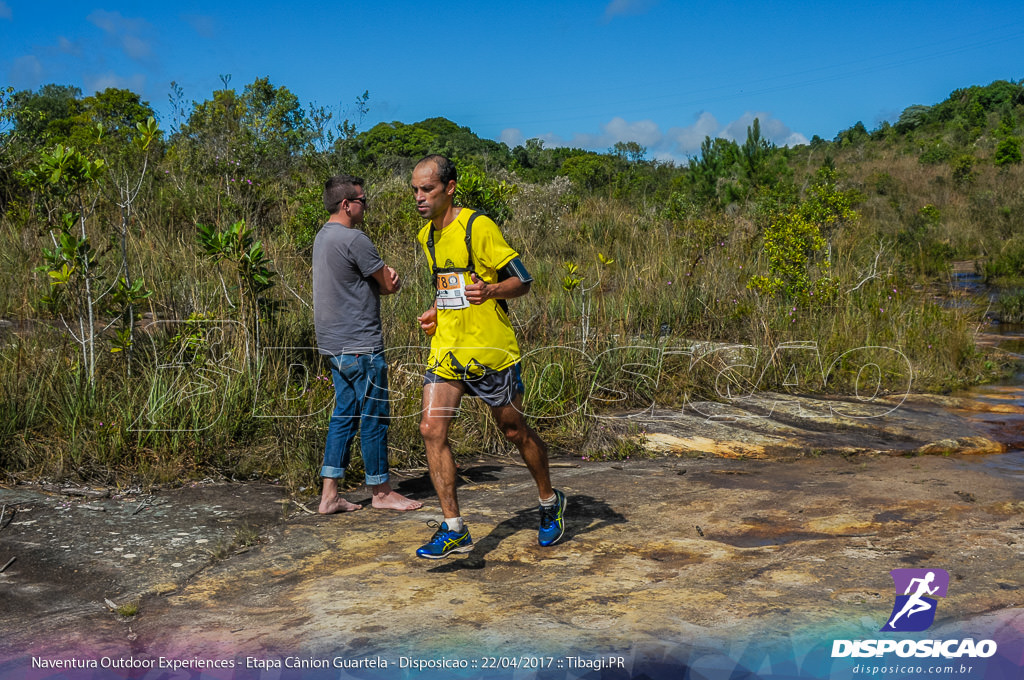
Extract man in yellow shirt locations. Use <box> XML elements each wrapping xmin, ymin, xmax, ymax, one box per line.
<box><xmin>411</xmin><ymin>154</ymin><xmax>566</xmax><ymax>558</ymax></box>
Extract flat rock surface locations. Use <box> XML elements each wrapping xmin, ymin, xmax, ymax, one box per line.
<box><xmin>1</xmin><ymin>391</ymin><xmax>1023</xmax><ymax>677</ymax></box>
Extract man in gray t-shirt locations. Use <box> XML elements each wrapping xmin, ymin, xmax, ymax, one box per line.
<box><xmin>312</xmin><ymin>175</ymin><xmax>422</xmax><ymax>514</ymax></box>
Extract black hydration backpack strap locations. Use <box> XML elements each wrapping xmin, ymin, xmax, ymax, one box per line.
<box><xmin>426</xmin><ymin>211</ymin><xmax>508</xmax><ymax>315</ymax></box>
<box><xmin>463</xmin><ymin>211</ymin><xmax>481</xmax><ymax>274</ymax></box>
<box><xmin>427</xmin><ymin>211</ymin><xmax>485</xmax><ymax>285</ymax></box>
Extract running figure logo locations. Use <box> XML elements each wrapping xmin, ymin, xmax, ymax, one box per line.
<box><xmin>881</xmin><ymin>568</ymin><xmax>950</xmax><ymax>632</ymax></box>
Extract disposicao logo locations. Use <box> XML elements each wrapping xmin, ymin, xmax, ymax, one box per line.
<box><xmin>881</xmin><ymin>568</ymin><xmax>949</xmax><ymax>632</ymax></box>
<box><xmin>831</xmin><ymin>567</ymin><xmax>998</xmax><ymax>659</ymax></box>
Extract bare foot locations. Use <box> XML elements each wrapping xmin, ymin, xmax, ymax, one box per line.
<box><xmin>319</xmin><ymin>495</ymin><xmax>362</xmax><ymax>514</ymax></box>
<box><xmin>371</xmin><ymin>484</ymin><xmax>423</xmax><ymax>511</ymax></box>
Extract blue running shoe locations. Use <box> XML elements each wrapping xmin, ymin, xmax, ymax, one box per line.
<box><xmin>538</xmin><ymin>489</ymin><xmax>567</xmax><ymax>546</ymax></box>
<box><xmin>416</xmin><ymin>520</ymin><xmax>473</xmax><ymax>559</ymax></box>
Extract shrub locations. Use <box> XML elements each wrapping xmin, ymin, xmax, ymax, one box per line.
<box><xmin>454</xmin><ymin>163</ymin><xmax>516</xmax><ymax>224</ymax></box>
<box><xmin>994</xmin><ymin>137</ymin><xmax>1022</xmax><ymax>166</ymax></box>
<box><xmin>285</xmin><ymin>185</ymin><xmax>324</xmax><ymax>249</ymax></box>
<box><xmin>951</xmin><ymin>155</ymin><xmax>976</xmax><ymax>189</ymax></box>
<box><xmin>919</xmin><ymin>141</ymin><xmax>954</xmax><ymax>165</ymax></box>
<box><xmin>997</xmin><ymin>289</ymin><xmax>1024</xmax><ymax>323</ymax></box>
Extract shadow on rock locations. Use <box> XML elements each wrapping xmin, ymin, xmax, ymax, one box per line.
<box><xmin>362</xmin><ymin>465</ymin><xmax>504</xmax><ymax>508</ymax></box>
<box><xmin>428</xmin><ymin>493</ymin><xmax>627</xmax><ymax>572</ymax></box>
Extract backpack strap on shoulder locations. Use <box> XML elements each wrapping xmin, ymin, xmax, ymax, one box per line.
<box><xmin>464</xmin><ymin>210</ymin><xmax>484</xmax><ymax>275</ymax></box>
<box><xmin>427</xmin><ymin>211</ymin><xmax>508</xmax><ymax>315</ymax></box>
<box><xmin>427</xmin><ymin>211</ymin><xmax>485</xmax><ymax>285</ymax></box>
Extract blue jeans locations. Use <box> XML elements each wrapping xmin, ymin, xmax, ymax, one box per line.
<box><xmin>322</xmin><ymin>353</ymin><xmax>390</xmax><ymax>485</ymax></box>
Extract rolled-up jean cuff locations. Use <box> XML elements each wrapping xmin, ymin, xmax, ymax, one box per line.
<box><xmin>321</xmin><ymin>468</ymin><xmax>389</xmax><ymax>486</ymax></box>
<box><xmin>320</xmin><ymin>465</ymin><xmax>347</xmax><ymax>479</ymax></box>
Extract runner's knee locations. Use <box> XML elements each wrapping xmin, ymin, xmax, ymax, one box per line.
<box><xmin>501</xmin><ymin>421</ymin><xmax>526</xmax><ymax>443</ymax></box>
<box><xmin>420</xmin><ymin>418</ymin><xmax>445</xmax><ymax>443</ymax></box>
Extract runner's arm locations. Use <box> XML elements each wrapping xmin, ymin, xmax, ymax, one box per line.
<box><xmin>465</xmin><ymin>257</ymin><xmax>533</xmax><ymax>304</ymax></box>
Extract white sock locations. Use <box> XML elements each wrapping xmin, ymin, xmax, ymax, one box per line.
<box><xmin>539</xmin><ymin>494</ymin><xmax>557</xmax><ymax>507</ymax></box>
<box><xmin>443</xmin><ymin>516</ymin><xmax>464</xmax><ymax>532</ymax></box>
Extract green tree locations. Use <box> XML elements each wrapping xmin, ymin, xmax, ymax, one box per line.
<box><xmin>835</xmin><ymin>121</ymin><xmax>869</xmax><ymax>147</ymax></box>
<box><xmin>612</xmin><ymin>141</ymin><xmax>646</xmax><ymax>163</ymax></box>
<box><xmin>512</xmin><ymin>139</ymin><xmax>590</xmax><ymax>183</ymax></box>
<box><xmin>801</xmin><ymin>166</ymin><xmax>858</xmax><ymax>238</ymax></box>
<box><xmin>739</xmin><ymin>118</ymin><xmax>788</xmax><ymax>193</ymax></box>
<box><xmin>10</xmin><ymin>84</ymin><xmax>83</xmax><ymax>143</ymax></box>
<box><xmin>102</xmin><ymin>116</ymin><xmax>159</xmax><ymax>368</ymax></box>
<box><xmin>951</xmin><ymin>154</ymin><xmax>976</xmax><ymax>189</ymax></box>
<box><xmin>748</xmin><ymin>210</ymin><xmax>827</xmax><ymax>300</ymax></box>
<box><xmin>357</xmin><ymin>121</ymin><xmax>436</xmax><ymax>165</ymax></box>
<box><xmin>197</xmin><ymin>219</ymin><xmax>278</xmax><ymax>347</ymax></box>
<box><xmin>239</xmin><ymin>76</ymin><xmax>309</xmax><ymax>164</ymax></box>
<box><xmin>994</xmin><ymin>137</ymin><xmax>1022</xmax><ymax>166</ymax></box>
<box><xmin>747</xmin><ymin>166</ymin><xmax>851</xmax><ymax>302</ymax></box>
<box><xmin>414</xmin><ymin>117</ymin><xmax>512</xmax><ymax>165</ymax></box>
<box><xmin>686</xmin><ymin>136</ymin><xmax>740</xmax><ymax>206</ymax></box>
<box><xmin>894</xmin><ymin>104</ymin><xmax>931</xmax><ymax>133</ymax></box>
<box><xmin>454</xmin><ymin>163</ymin><xmax>517</xmax><ymax>224</ymax></box>
<box><xmin>178</xmin><ymin>76</ymin><xmax>307</xmax><ymax>177</ymax></box>
<box><xmin>0</xmin><ymin>86</ymin><xmax>24</xmax><ymax>210</ymax></box>
<box><xmin>74</xmin><ymin>88</ymin><xmax>156</xmax><ymax>147</ymax></box>
<box><xmin>308</xmin><ymin>90</ymin><xmax>369</xmax><ymax>166</ymax></box>
<box><xmin>559</xmin><ymin>153</ymin><xmax>615</xmax><ymax>194</ymax></box>
<box><xmin>179</xmin><ymin>86</ymin><xmax>244</xmax><ymax>160</ymax></box>
<box><xmin>685</xmin><ymin>118</ymin><xmax>790</xmax><ymax>207</ymax></box>
<box><xmin>21</xmin><ymin>145</ymin><xmax>106</xmax><ymax>382</ymax></box>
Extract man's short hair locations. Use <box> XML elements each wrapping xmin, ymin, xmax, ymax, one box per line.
<box><xmin>323</xmin><ymin>174</ymin><xmax>364</xmax><ymax>214</ymax></box>
<box><xmin>416</xmin><ymin>154</ymin><xmax>457</xmax><ymax>185</ymax></box>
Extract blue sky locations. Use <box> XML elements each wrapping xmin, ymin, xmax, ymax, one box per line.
<box><xmin>3</xmin><ymin>1</ymin><xmax>1024</xmax><ymax>162</ymax></box>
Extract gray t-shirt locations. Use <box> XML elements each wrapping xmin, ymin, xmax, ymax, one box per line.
<box><xmin>312</xmin><ymin>222</ymin><xmax>385</xmax><ymax>355</ymax></box>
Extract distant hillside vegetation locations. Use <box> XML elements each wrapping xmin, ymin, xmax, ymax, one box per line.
<box><xmin>0</xmin><ymin>78</ymin><xmax>1021</xmax><ymax>486</ymax></box>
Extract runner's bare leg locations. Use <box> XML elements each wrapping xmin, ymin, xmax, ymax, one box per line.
<box><xmin>419</xmin><ymin>380</ymin><xmax>466</xmax><ymax>518</ymax></box>
<box><xmin>491</xmin><ymin>395</ymin><xmax>554</xmax><ymax>499</ymax></box>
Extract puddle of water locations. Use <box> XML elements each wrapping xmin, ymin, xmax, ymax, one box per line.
<box><xmin>954</xmin><ymin>399</ymin><xmax>1024</xmax><ymax>477</ymax></box>
<box><xmin>944</xmin><ymin>274</ymin><xmax>1024</xmax><ymax>476</ymax></box>
<box><xmin>951</xmin><ymin>303</ymin><xmax>1024</xmax><ymax>475</ymax></box>
<box><xmin>965</xmin><ymin>453</ymin><xmax>1024</xmax><ymax>478</ymax></box>
<box><xmin>952</xmin><ymin>272</ymin><xmax>990</xmax><ymax>296</ymax></box>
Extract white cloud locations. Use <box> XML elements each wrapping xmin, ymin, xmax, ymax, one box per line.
<box><xmin>554</xmin><ymin>116</ymin><xmax>662</xmax><ymax>151</ymax></box>
<box><xmin>120</xmin><ymin>34</ymin><xmax>151</xmax><ymax>60</ymax></box>
<box><xmin>666</xmin><ymin>111</ymin><xmax>720</xmax><ymax>156</ymax></box>
<box><xmin>721</xmin><ymin>111</ymin><xmax>808</xmax><ymax>148</ymax></box>
<box><xmin>0</xmin><ymin>1</ymin><xmax>12</xmax><ymax>20</ymax></box>
<box><xmin>784</xmin><ymin>131</ymin><xmax>810</xmax><ymax>146</ymax></box>
<box><xmin>56</xmin><ymin>36</ymin><xmax>81</xmax><ymax>55</ymax></box>
<box><xmin>87</xmin><ymin>9</ymin><xmax>154</xmax><ymax>61</ymax></box>
<box><xmin>601</xmin><ymin>117</ymin><xmax>663</xmax><ymax>147</ymax></box>
<box><xmin>182</xmin><ymin>14</ymin><xmax>216</xmax><ymax>39</ymax></box>
<box><xmin>650</xmin><ymin>150</ymin><xmax>679</xmax><ymax>163</ymax></box>
<box><xmin>500</xmin><ymin>128</ymin><xmax>524</xmax><ymax>147</ymax></box>
<box><xmin>604</xmin><ymin>0</ymin><xmax>658</xmax><ymax>21</ymax></box>
<box><xmin>530</xmin><ymin>111</ymin><xmax>808</xmax><ymax>163</ymax></box>
<box><xmin>9</xmin><ymin>55</ymin><xmax>44</xmax><ymax>88</ymax></box>
<box><xmin>85</xmin><ymin>71</ymin><xmax>147</xmax><ymax>93</ymax></box>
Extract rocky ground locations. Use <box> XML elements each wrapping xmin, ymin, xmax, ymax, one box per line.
<box><xmin>1</xmin><ymin>391</ymin><xmax>1022</xmax><ymax>678</ymax></box>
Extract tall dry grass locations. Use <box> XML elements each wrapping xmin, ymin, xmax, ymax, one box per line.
<box><xmin>0</xmin><ymin>152</ymin><xmax>1011</xmax><ymax>489</ymax></box>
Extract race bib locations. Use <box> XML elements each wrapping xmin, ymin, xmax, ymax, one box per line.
<box><xmin>436</xmin><ymin>271</ymin><xmax>469</xmax><ymax>309</ymax></box>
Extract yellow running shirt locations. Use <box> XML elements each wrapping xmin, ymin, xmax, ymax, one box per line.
<box><xmin>417</xmin><ymin>209</ymin><xmax>520</xmax><ymax>379</ymax></box>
